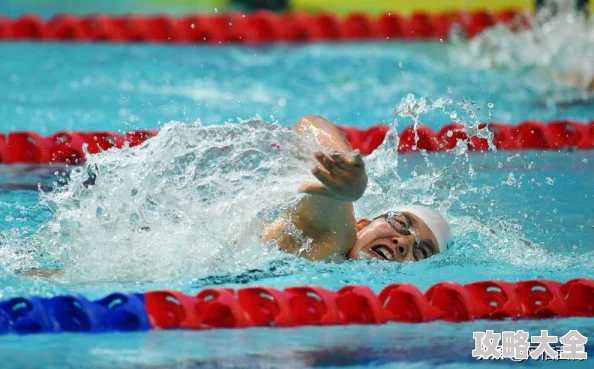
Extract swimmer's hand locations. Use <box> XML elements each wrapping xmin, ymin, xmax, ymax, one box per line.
<box><xmin>298</xmin><ymin>151</ymin><xmax>368</xmax><ymax>202</ymax></box>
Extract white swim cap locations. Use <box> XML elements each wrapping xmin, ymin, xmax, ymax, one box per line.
<box><xmin>393</xmin><ymin>205</ymin><xmax>452</xmax><ymax>252</ymax></box>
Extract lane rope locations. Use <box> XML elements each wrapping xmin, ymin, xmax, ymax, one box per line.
<box><xmin>0</xmin><ymin>10</ymin><xmax>529</xmax><ymax>43</ymax></box>
<box><xmin>0</xmin><ymin>278</ymin><xmax>592</xmax><ymax>335</ymax></box>
<box><xmin>1</xmin><ymin>120</ymin><xmax>592</xmax><ymax>164</ymax></box>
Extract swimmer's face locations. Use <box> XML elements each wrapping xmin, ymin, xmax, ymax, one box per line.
<box><xmin>347</xmin><ymin>211</ymin><xmax>439</xmax><ymax>262</ymax></box>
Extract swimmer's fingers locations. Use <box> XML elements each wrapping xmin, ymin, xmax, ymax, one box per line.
<box><xmin>331</xmin><ymin>151</ymin><xmax>364</xmax><ymax>171</ymax></box>
<box><xmin>314</xmin><ymin>151</ymin><xmax>343</xmax><ymax>176</ymax></box>
<box><xmin>311</xmin><ymin>165</ymin><xmax>342</xmax><ymax>189</ymax></box>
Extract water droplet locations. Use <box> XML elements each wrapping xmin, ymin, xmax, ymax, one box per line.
<box><xmin>545</xmin><ymin>177</ymin><xmax>554</xmax><ymax>185</ymax></box>
<box><xmin>488</xmin><ymin>103</ymin><xmax>494</xmax><ymax>108</ymax></box>
<box><xmin>583</xmin><ymin>158</ymin><xmax>588</xmax><ymax>163</ymax></box>
<box><xmin>506</xmin><ymin>154</ymin><xmax>520</xmax><ymax>162</ymax></box>
<box><xmin>191</xmin><ymin>23</ymin><xmax>195</xmax><ymax>29</ymax></box>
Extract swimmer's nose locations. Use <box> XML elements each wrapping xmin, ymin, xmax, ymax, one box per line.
<box><xmin>392</xmin><ymin>237</ymin><xmax>413</xmax><ymax>261</ymax></box>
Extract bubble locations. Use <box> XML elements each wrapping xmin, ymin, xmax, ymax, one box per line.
<box><xmin>505</xmin><ymin>173</ymin><xmax>517</xmax><ymax>186</ymax></box>
<box><xmin>545</xmin><ymin>177</ymin><xmax>554</xmax><ymax>185</ymax></box>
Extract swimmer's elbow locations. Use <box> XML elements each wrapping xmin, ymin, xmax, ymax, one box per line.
<box><xmin>295</xmin><ymin>115</ymin><xmax>322</xmax><ymax>132</ymax></box>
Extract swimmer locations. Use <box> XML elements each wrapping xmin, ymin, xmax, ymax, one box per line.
<box><xmin>263</xmin><ymin>115</ymin><xmax>452</xmax><ymax>262</ymax></box>
<box><xmin>22</xmin><ymin>116</ymin><xmax>451</xmax><ymax>278</ymax></box>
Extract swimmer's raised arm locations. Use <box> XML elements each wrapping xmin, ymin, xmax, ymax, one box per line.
<box><xmin>262</xmin><ymin>116</ymin><xmax>367</xmax><ymax>260</ymax></box>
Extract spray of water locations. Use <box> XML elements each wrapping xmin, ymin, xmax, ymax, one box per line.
<box><xmin>360</xmin><ymin>94</ymin><xmax>581</xmax><ymax>271</ymax></box>
<box><xmin>0</xmin><ymin>95</ymin><xmax>585</xmax><ymax>286</ymax></box>
<box><xmin>451</xmin><ymin>6</ymin><xmax>594</xmax><ymax>99</ymax></box>
<box><xmin>30</xmin><ymin>119</ymin><xmax>327</xmax><ymax>282</ymax></box>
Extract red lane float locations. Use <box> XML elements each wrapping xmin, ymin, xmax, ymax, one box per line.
<box><xmin>340</xmin><ymin>120</ymin><xmax>594</xmax><ymax>155</ymax></box>
<box><xmin>0</xmin><ymin>10</ymin><xmax>529</xmax><ymax>43</ymax></box>
<box><xmin>1</xmin><ymin>121</ymin><xmax>592</xmax><ymax>164</ymax></box>
<box><xmin>144</xmin><ymin>278</ymin><xmax>594</xmax><ymax>331</ymax></box>
<box><xmin>0</xmin><ymin>130</ymin><xmax>157</xmax><ymax>165</ymax></box>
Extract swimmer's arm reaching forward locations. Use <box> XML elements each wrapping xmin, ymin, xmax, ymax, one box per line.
<box><xmin>262</xmin><ymin>116</ymin><xmax>367</xmax><ymax>260</ymax></box>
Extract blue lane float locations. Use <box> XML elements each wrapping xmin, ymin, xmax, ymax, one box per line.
<box><xmin>0</xmin><ymin>293</ymin><xmax>149</xmax><ymax>334</ymax></box>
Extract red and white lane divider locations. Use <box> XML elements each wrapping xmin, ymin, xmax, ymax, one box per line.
<box><xmin>0</xmin><ymin>10</ymin><xmax>528</xmax><ymax>44</ymax></box>
<box><xmin>0</xmin><ymin>120</ymin><xmax>592</xmax><ymax>165</ymax></box>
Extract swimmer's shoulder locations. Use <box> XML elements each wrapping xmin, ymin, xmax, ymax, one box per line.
<box><xmin>262</xmin><ymin>215</ymin><xmax>348</xmax><ymax>261</ymax></box>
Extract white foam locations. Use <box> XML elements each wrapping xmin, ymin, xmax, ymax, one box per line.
<box><xmin>36</xmin><ymin>119</ymin><xmax>320</xmax><ymax>282</ymax></box>
<box><xmin>451</xmin><ymin>8</ymin><xmax>594</xmax><ymax>92</ymax></box>
<box><xmin>0</xmin><ymin>98</ymin><xmax>569</xmax><ymax>283</ymax></box>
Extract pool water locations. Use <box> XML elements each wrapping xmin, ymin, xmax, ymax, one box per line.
<box><xmin>0</xmin><ymin>39</ymin><xmax>593</xmax><ymax>368</ymax></box>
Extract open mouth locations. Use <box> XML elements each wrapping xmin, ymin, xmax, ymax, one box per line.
<box><xmin>370</xmin><ymin>244</ymin><xmax>394</xmax><ymax>261</ymax></box>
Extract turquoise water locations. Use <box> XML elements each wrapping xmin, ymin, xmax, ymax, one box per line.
<box><xmin>0</xmin><ymin>42</ymin><xmax>593</xmax><ymax>368</ymax></box>
<box><xmin>3</xmin><ymin>43</ymin><xmax>594</xmax><ymax>134</ymax></box>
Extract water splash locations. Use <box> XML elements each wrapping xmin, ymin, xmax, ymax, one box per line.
<box><xmin>0</xmin><ymin>96</ymin><xmax>587</xmax><ymax>286</ymax></box>
<box><xmin>362</xmin><ymin>94</ymin><xmax>582</xmax><ymax>270</ymax></box>
<box><xmin>32</xmin><ymin>119</ymin><xmax>323</xmax><ymax>282</ymax></box>
<box><xmin>451</xmin><ymin>7</ymin><xmax>594</xmax><ymax>102</ymax></box>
